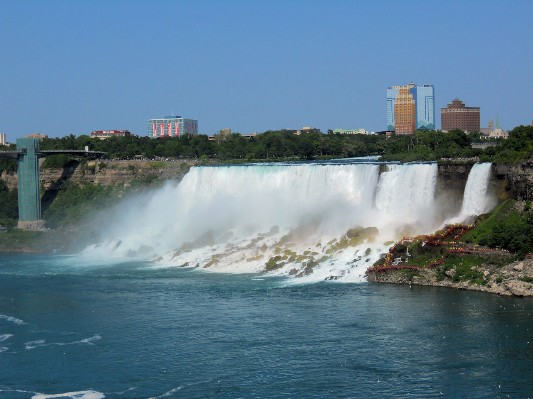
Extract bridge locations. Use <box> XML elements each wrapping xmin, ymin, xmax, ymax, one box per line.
<box><xmin>0</xmin><ymin>138</ymin><xmax>104</xmax><ymax>230</ymax></box>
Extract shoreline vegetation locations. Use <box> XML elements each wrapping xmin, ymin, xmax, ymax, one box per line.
<box><xmin>366</xmin><ymin>202</ymin><xmax>533</xmax><ymax>296</ymax></box>
<box><xmin>1</xmin><ymin>126</ymin><xmax>532</xmax><ymax>295</ymax></box>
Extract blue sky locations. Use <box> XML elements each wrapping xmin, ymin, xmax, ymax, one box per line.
<box><xmin>1</xmin><ymin>0</ymin><xmax>532</xmax><ymax>139</ymax></box>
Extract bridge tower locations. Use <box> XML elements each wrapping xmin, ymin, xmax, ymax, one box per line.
<box><xmin>16</xmin><ymin>138</ymin><xmax>45</xmax><ymax>230</ymax></box>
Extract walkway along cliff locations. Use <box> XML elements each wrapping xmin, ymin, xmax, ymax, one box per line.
<box><xmin>368</xmin><ymin>160</ymin><xmax>533</xmax><ymax>296</ymax></box>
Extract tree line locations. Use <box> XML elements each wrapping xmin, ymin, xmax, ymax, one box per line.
<box><xmin>0</xmin><ymin>125</ymin><xmax>531</xmax><ymax>170</ymax></box>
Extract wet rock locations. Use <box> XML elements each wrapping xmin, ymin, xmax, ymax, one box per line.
<box><xmin>268</xmin><ymin>225</ymin><xmax>280</xmax><ymax>235</ymax></box>
<box><xmin>346</xmin><ymin>226</ymin><xmax>378</xmax><ymax>241</ymax></box>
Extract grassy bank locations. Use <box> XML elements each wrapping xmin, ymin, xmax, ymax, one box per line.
<box><xmin>368</xmin><ymin>199</ymin><xmax>532</xmax><ymax>292</ymax></box>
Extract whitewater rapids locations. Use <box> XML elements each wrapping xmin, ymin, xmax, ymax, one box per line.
<box><xmin>80</xmin><ymin>162</ymin><xmax>495</xmax><ymax>282</ymax></box>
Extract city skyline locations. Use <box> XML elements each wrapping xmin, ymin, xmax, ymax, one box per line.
<box><xmin>1</xmin><ymin>0</ymin><xmax>532</xmax><ymax>139</ymax></box>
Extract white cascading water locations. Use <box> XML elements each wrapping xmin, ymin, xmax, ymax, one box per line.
<box><xmin>79</xmin><ymin>161</ymin><xmax>492</xmax><ymax>282</ymax></box>
<box><xmin>445</xmin><ymin>163</ymin><xmax>494</xmax><ymax>224</ymax></box>
<box><xmin>374</xmin><ymin>163</ymin><xmax>438</xmax><ymax>235</ymax></box>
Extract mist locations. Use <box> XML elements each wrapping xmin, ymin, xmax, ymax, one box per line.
<box><xmin>77</xmin><ymin>162</ymin><xmax>495</xmax><ymax>282</ymax></box>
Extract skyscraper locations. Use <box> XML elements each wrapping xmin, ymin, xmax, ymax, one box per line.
<box><xmin>387</xmin><ymin>83</ymin><xmax>435</xmax><ymax>133</ymax></box>
<box><xmin>394</xmin><ymin>85</ymin><xmax>416</xmax><ymax>134</ymax></box>
<box><xmin>415</xmin><ymin>85</ymin><xmax>435</xmax><ymax>130</ymax></box>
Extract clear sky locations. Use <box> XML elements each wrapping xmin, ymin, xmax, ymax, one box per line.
<box><xmin>1</xmin><ymin>0</ymin><xmax>532</xmax><ymax>139</ymax></box>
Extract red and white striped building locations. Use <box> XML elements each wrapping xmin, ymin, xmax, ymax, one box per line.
<box><xmin>147</xmin><ymin>116</ymin><xmax>198</xmax><ymax>138</ymax></box>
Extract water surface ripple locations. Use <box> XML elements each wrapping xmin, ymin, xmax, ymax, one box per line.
<box><xmin>1</xmin><ymin>255</ymin><xmax>532</xmax><ymax>398</ymax></box>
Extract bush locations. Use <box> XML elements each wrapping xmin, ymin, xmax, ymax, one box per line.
<box><xmin>463</xmin><ymin>200</ymin><xmax>533</xmax><ymax>258</ymax></box>
<box><xmin>43</xmin><ymin>183</ymin><xmax>115</xmax><ymax>229</ymax></box>
<box><xmin>0</xmin><ymin>180</ymin><xmax>17</xmax><ymax>222</ymax></box>
<box><xmin>42</xmin><ymin>154</ymin><xmax>77</xmax><ymax>169</ymax></box>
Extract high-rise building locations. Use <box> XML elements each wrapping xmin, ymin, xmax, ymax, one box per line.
<box><xmin>148</xmin><ymin>116</ymin><xmax>198</xmax><ymax>138</ymax></box>
<box><xmin>394</xmin><ymin>85</ymin><xmax>417</xmax><ymax>134</ymax></box>
<box><xmin>0</xmin><ymin>133</ymin><xmax>6</xmax><ymax>146</ymax></box>
<box><xmin>415</xmin><ymin>85</ymin><xmax>435</xmax><ymax>130</ymax></box>
<box><xmin>441</xmin><ymin>99</ymin><xmax>480</xmax><ymax>132</ymax></box>
<box><xmin>387</xmin><ymin>83</ymin><xmax>435</xmax><ymax>133</ymax></box>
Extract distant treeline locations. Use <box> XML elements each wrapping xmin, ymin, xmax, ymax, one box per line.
<box><xmin>0</xmin><ymin>125</ymin><xmax>532</xmax><ymax>170</ymax></box>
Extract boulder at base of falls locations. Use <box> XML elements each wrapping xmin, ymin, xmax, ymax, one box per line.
<box><xmin>346</xmin><ymin>227</ymin><xmax>378</xmax><ymax>241</ymax></box>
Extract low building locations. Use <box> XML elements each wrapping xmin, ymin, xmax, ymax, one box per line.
<box><xmin>0</xmin><ymin>133</ymin><xmax>6</xmax><ymax>146</ymax></box>
<box><xmin>208</xmin><ymin>132</ymin><xmax>257</xmax><ymax>141</ymax></box>
<box><xmin>471</xmin><ymin>142</ymin><xmax>501</xmax><ymax>150</ymax></box>
<box><xmin>480</xmin><ymin>119</ymin><xmax>508</xmax><ymax>138</ymax></box>
<box><xmin>295</xmin><ymin>126</ymin><xmax>321</xmax><ymax>135</ymax></box>
<box><xmin>25</xmin><ymin>133</ymin><xmax>48</xmax><ymax>140</ymax></box>
<box><xmin>487</xmin><ymin>128</ymin><xmax>509</xmax><ymax>139</ymax></box>
<box><xmin>441</xmin><ymin>99</ymin><xmax>480</xmax><ymax>132</ymax></box>
<box><xmin>90</xmin><ymin>130</ymin><xmax>131</xmax><ymax>140</ymax></box>
<box><xmin>480</xmin><ymin>119</ymin><xmax>494</xmax><ymax>136</ymax></box>
<box><xmin>148</xmin><ymin>116</ymin><xmax>198</xmax><ymax>138</ymax></box>
<box><xmin>333</xmin><ymin>128</ymin><xmax>369</xmax><ymax>135</ymax></box>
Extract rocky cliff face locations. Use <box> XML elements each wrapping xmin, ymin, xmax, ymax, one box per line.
<box><xmin>493</xmin><ymin>161</ymin><xmax>533</xmax><ymax>200</ymax></box>
<box><xmin>0</xmin><ymin>170</ymin><xmax>17</xmax><ymax>191</ymax></box>
<box><xmin>2</xmin><ymin>159</ymin><xmax>532</xmax><ymax>202</ymax></box>
<box><xmin>1</xmin><ymin>160</ymin><xmax>196</xmax><ymax>192</ymax></box>
<box><xmin>437</xmin><ymin>161</ymin><xmax>532</xmax><ymax>202</ymax></box>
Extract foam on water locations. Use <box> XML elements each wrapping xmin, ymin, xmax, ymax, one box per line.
<box><xmin>0</xmin><ymin>314</ymin><xmax>25</xmax><ymax>325</ymax></box>
<box><xmin>148</xmin><ymin>385</ymin><xmax>184</xmax><ymax>399</ymax></box>
<box><xmin>78</xmin><ymin>162</ymin><xmax>494</xmax><ymax>282</ymax></box>
<box><xmin>0</xmin><ymin>334</ymin><xmax>13</xmax><ymax>342</ymax></box>
<box><xmin>25</xmin><ymin>334</ymin><xmax>101</xmax><ymax>350</ymax></box>
<box><xmin>0</xmin><ymin>391</ymin><xmax>104</xmax><ymax>399</ymax></box>
<box><xmin>32</xmin><ymin>391</ymin><xmax>105</xmax><ymax>399</ymax></box>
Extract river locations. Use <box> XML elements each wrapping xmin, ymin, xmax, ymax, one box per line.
<box><xmin>1</xmin><ymin>254</ymin><xmax>532</xmax><ymax>398</ymax></box>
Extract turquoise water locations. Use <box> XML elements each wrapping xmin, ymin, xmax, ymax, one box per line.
<box><xmin>0</xmin><ymin>254</ymin><xmax>532</xmax><ymax>398</ymax></box>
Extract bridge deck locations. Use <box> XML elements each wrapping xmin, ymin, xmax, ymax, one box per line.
<box><xmin>39</xmin><ymin>150</ymin><xmax>106</xmax><ymax>156</ymax></box>
<box><xmin>0</xmin><ymin>151</ymin><xmax>23</xmax><ymax>159</ymax></box>
<box><xmin>0</xmin><ymin>150</ymin><xmax>105</xmax><ymax>159</ymax></box>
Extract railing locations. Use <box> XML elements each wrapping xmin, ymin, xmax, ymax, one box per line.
<box><xmin>368</xmin><ymin>224</ymin><xmax>510</xmax><ymax>274</ymax></box>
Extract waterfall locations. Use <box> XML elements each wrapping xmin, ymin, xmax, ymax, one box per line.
<box><xmin>375</xmin><ymin>163</ymin><xmax>438</xmax><ymax>234</ymax></box>
<box><xmin>445</xmin><ymin>163</ymin><xmax>494</xmax><ymax>224</ymax></box>
<box><xmin>460</xmin><ymin>163</ymin><xmax>493</xmax><ymax>217</ymax></box>
<box><xmin>81</xmin><ymin>162</ymin><xmax>447</xmax><ymax>282</ymax></box>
